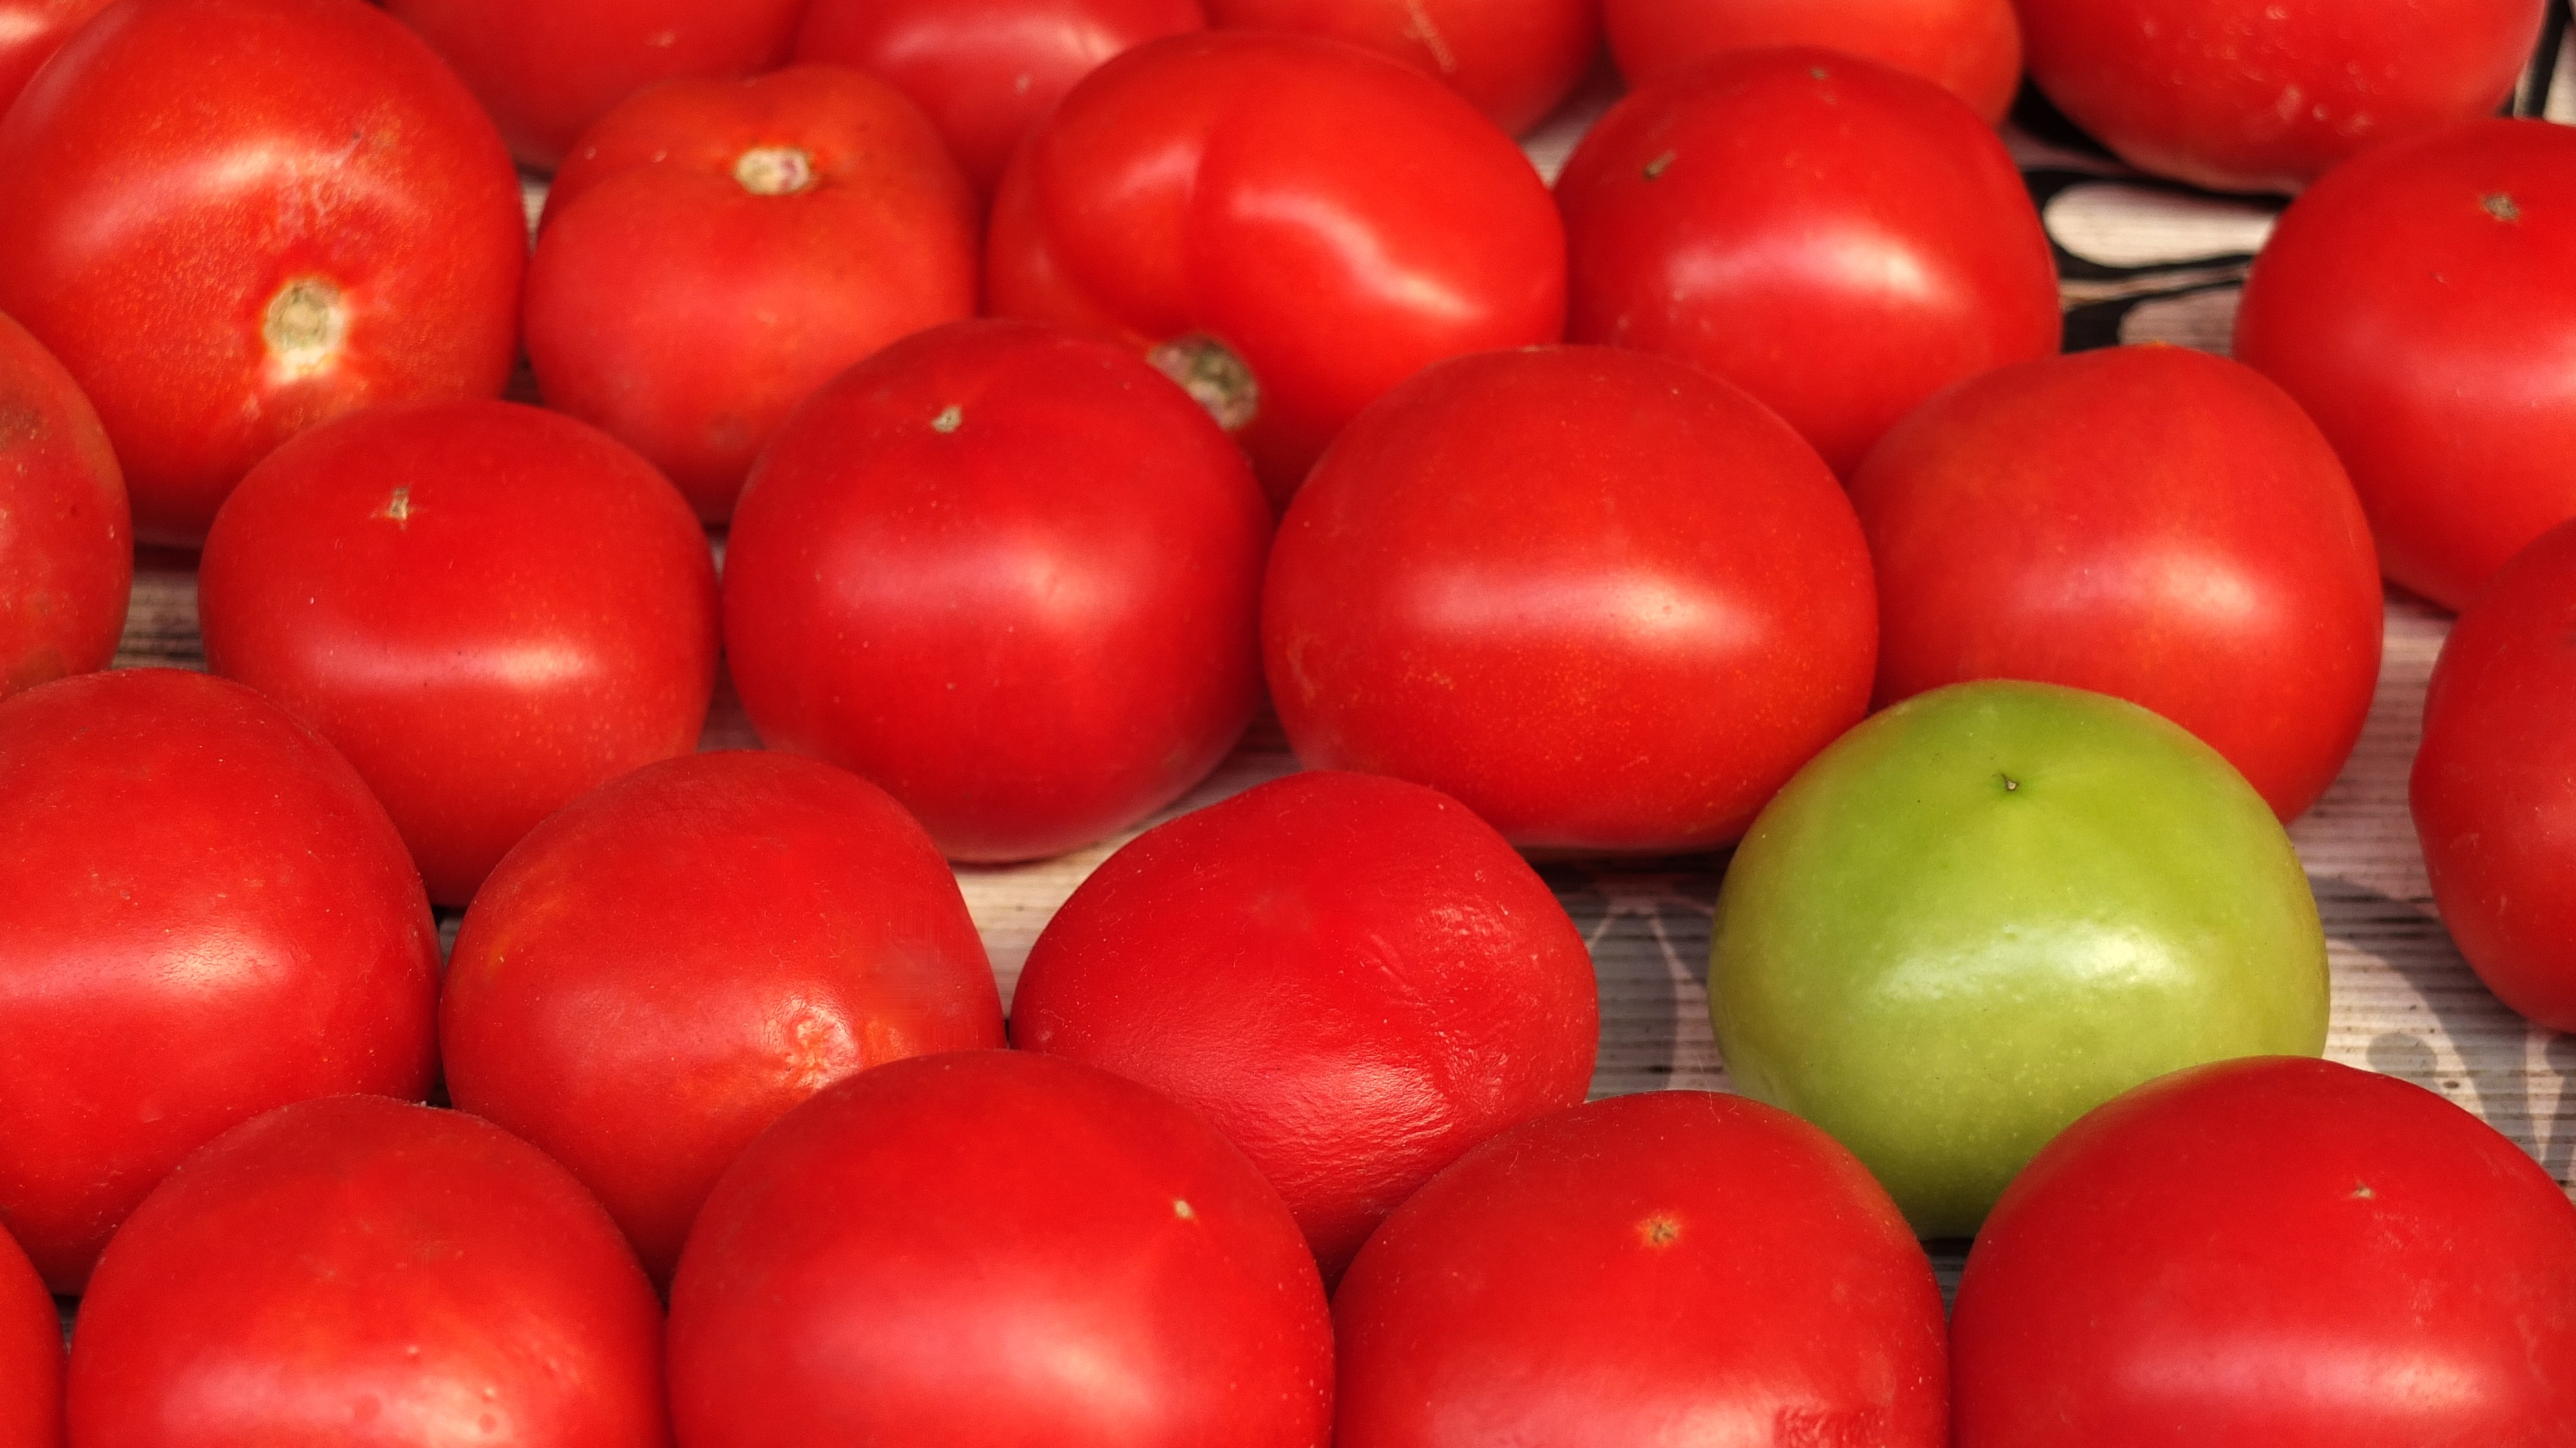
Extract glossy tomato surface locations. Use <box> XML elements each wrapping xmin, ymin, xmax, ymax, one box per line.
<box><xmin>68</xmin><ymin>1096</ymin><xmax>668</xmax><ymax>1448</ymax></box>
<box><xmin>2235</xmin><ymin>117</ymin><xmax>2576</xmax><ymax>611</ymax></box>
<box><xmin>1557</xmin><ymin>47</ymin><xmax>2059</xmax><ymax>476</ymax></box>
<box><xmin>0</xmin><ymin>0</ymin><xmax>524</xmax><ymax>546</ymax></box>
<box><xmin>724</xmin><ymin>319</ymin><xmax>1269</xmax><ymax>862</ymax></box>
<box><xmin>1202</xmin><ymin>0</ymin><xmax>1596</xmax><ymax>135</ymax></box>
<box><xmin>0</xmin><ymin>309</ymin><xmax>127</xmax><ymax>698</ymax></box>
<box><xmin>1850</xmin><ymin>344</ymin><xmax>2382</xmax><ymax>822</ymax></box>
<box><xmin>0</xmin><ymin>669</ymin><xmax>439</xmax><ymax>1293</ymax></box>
<box><xmin>1604</xmin><ymin>0</ymin><xmax>2022</xmax><ymax>122</ymax></box>
<box><xmin>1011</xmin><ymin>770</ymin><xmax>1598</xmax><ymax>1279</ymax></box>
<box><xmin>0</xmin><ymin>1223</ymin><xmax>58</xmax><ymax>1448</ymax></box>
<box><xmin>0</xmin><ymin>0</ymin><xmax>112</xmax><ymax>112</ymax></box>
<box><xmin>668</xmin><ymin>1051</ymin><xmax>1332</xmax><ymax>1447</ymax></box>
<box><xmin>198</xmin><ymin>399</ymin><xmax>720</xmax><ymax>907</ymax></box>
<box><xmin>444</xmin><ymin>750</ymin><xmax>1003</xmax><ymax>1282</ymax></box>
<box><xmin>1264</xmin><ymin>345</ymin><xmax>1875</xmax><ymax>853</ymax></box>
<box><xmin>986</xmin><ymin>31</ymin><xmax>1564</xmax><ymax>500</ymax></box>
<box><xmin>2018</xmin><ymin>0</ymin><xmax>2544</xmax><ymax>195</ymax></box>
<box><xmin>1953</xmin><ymin>1057</ymin><xmax>2576</xmax><ymax>1445</ymax></box>
<box><xmin>1334</xmin><ymin>1091</ymin><xmax>1946</xmax><ymax>1447</ymax></box>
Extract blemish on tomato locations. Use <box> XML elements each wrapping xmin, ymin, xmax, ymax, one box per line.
<box><xmin>2482</xmin><ymin>192</ymin><xmax>2521</xmax><ymax>224</ymax></box>
<box><xmin>1638</xmin><ymin>1212</ymin><xmax>1681</xmax><ymax>1247</ymax></box>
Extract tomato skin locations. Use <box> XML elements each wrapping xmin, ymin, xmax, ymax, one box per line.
<box><xmin>1557</xmin><ymin>48</ymin><xmax>2060</xmax><ymax>477</ymax></box>
<box><xmin>1953</xmin><ymin>1057</ymin><xmax>2576</xmax><ymax>1445</ymax></box>
<box><xmin>527</xmin><ymin>67</ymin><xmax>979</xmax><ymax>523</ymax></box>
<box><xmin>985</xmin><ymin>31</ymin><xmax>1565</xmax><ymax>502</ymax></box>
<box><xmin>1264</xmin><ymin>345</ymin><xmax>1875</xmax><ymax>853</ymax></box>
<box><xmin>1010</xmin><ymin>770</ymin><xmax>1598</xmax><ymax>1280</ymax></box>
<box><xmin>0</xmin><ymin>0</ymin><xmax>525</xmax><ymax>547</ymax></box>
<box><xmin>0</xmin><ymin>310</ymin><xmax>128</xmax><ymax>698</ymax></box>
<box><xmin>0</xmin><ymin>0</ymin><xmax>112</xmax><ymax>112</ymax></box>
<box><xmin>793</xmin><ymin>0</ymin><xmax>1204</xmax><ymax>196</ymax></box>
<box><xmin>2235</xmin><ymin>119</ymin><xmax>2576</xmax><ymax>613</ymax></box>
<box><xmin>668</xmin><ymin>1051</ymin><xmax>1332</xmax><ymax>1447</ymax></box>
<box><xmin>0</xmin><ymin>669</ymin><xmax>439</xmax><ymax>1293</ymax></box>
<box><xmin>0</xmin><ymin>1224</ymin><xmax>59</xmax><ymax>1448</ymax></box>
<box><xmin>67</xmin><ymin>1096</ymin><xmax>669</xmax><ymax>1448</ymax></box>
<box><xmin>1850</xmin><ymin>344</ymin><xmax>2382</xmax><ymax>823</ymax></box>
<box><xmin>1604</xmin><ymin>0</ymin><xmax>2023</xmax><ymax>124</ymax></box>
<box><xmin>1334</xmin><ymin>1091</ymin><xmax>1946</xmax><ymax>1447</ymax></box>
<box><xmin>1202</xmin><ymin>0</ymin><xmax>1597</xmax><ymax>135</ymax></box>
<box><xmin>2018</xmin><ymin>0</ymin><xmax>2544</xmax><ymax>195</ymax></box>
<box><xmin>197</xmin><ymin>399</ymin><xmax>720</xmax><ymax>908</ymax></box>
<box><xmin>442</xmin><ymin>750</ymin><xmax>1003</xmax><ymax>1284</ymax></box>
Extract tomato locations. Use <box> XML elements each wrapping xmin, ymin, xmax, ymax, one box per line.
<box><xmin>1010</xmin><ymin>770</ymin><xmax>1598</xmax><ymax>1279</ymax></box>
<box><xmin>0</xmin><ymin>669</ymin><xmax>439</xmax><ymax>1293</ymax></box>
<box><xmin>1603</xmin><ymin>0</ymin><xmax>2023</xmax><ymax>124</ymax></box>
<box><xmin>0</xmin><ymin>0</ymin><xmax>524</xmax><ymax>546</ymax></box>
<box><xmin>68</xmin><ymin>1096</ymin><xmax>667</xmax><ymax>1447</ymax></box>
<box><xmin>0</xmin><ymin>1223</ymin><xmax>57</xmax><ymax>1448</ymax></box>
<box><xmin>2017</xmin><ymin>0</ymin><xmax>2546</xmax><ymax>195</ymax></box>
<box><xmin>0</xmin><ymin>0</ymin><xmax>111</xmax><ymax>112</ymax></box>
<box><xmin>985</xmin><ymin>31</ymin><xmax>1564</xmax><ymax>502</ymax></box>
<box><xmin>1709</xmin><ymin>680</ymin><xmax>2329</xmax><ymax>1237</ymax></box>
<box><xmin>793</xmin><ymin>0</ymin><xmax>1204</xmax><ymax>196</ymax></box>
<box><xmin>723</xmin><ymin>319</ymin><xmax>1270</xmax><ymax>862</ymax></box>
<box><xmin>442</xmin><ymin>750</ymin><xmax>1004</xmax><ymax>1283</ymax></box>
<box><xmin>1264</xmin><ymin>345</ymin><xmax>1875</xmax><ymax>853</ymax></box>
<box><xmin>1850</xmin><ymin>343</ymin><xmax>2382</xmax><ymax>823</ymax></box>
<box><xmin>1333</xmin><ymin>1091</ymin><xmax>1946</xmax><ymax>1447</ymax></box>
<box><xmin>526</xmin><ymin>66</ymin><xmax>979</xmax><ymax>523</ymax></box>
<box><xmin>198</xmin><ymin>399</ymin><xmax>720</xmax><ymax>907</ymax></box>
<box><xmin>668</xmin><ymin>1051</ymin><xmax>1332</xmax><ymax>1447</ymax></box>
<box><xmin>1201</xmin><ymin>0</ymin><xmax>1597</xmax><ymax>135</ymax></box>
<box><xmin>2235</xmin><ymin>117</ymin><xmax>2576</xmax><ymax>612</ymax></box>
<box><xmin>1953</xmin><ymin>1056</ymin><xmax>2576</xmax><ymax>1445</ymax></box>
<box><xmin>0</xmin><ymin>309</ymin><xmax>127</xmax><ymax>698</ymax></box>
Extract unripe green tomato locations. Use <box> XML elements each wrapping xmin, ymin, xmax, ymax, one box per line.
<box><xmin>1709</xmin><ymin>680</ymin><xmax>2329</xmax><ymax>1238</ymax></box>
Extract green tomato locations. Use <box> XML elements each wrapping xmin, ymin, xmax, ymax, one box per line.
<box><xmin>1708</xmin><ymin>680</ymin><xmax>2329</xmax><ymax>1238</ymax></box>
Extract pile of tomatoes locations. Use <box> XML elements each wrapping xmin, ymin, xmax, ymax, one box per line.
<box><xmin>4</xmin><ymin>0</ymin><xmax>2576</xmax><ymax>1442</ymax></box>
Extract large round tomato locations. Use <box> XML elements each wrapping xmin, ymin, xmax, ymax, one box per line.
<box><xmin>0</xmin><ymin>1223</ymin><xmax>57</xmax><ymax>1448</ymax></box>
<box><xmin>2235</xmin><ymin>117</ymin><xmax>2576</xmax><ymax>611</ymax></box>
<box><xmin>0</xmin><ymin>309</ymin><xmax>127</xmax><ymax>698</ymax></box>
<box><xmin>1603</xmin><ymin>0</ymin><xmax>2023</xmax><ymax>124</ymax></box>
<box><xmin>1202</xmin><ymin>0</ymin><xmax>1597</xmax><ymax>135</ymax></box>
<box><xmin>0</xmin><ymin>0</ymin><xmax>524</xmax><ymax>546</ymax></box>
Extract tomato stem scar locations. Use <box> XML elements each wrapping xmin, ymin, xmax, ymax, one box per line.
<box><xmin>1642</xmin><ymin>151</ymin><xmax>1675</xmax><ymax>180</ymax></box>
<box><xmin>262</xmin><ymin>277</ymin><xmax>346</xmax><ymax>378</ymax></box>
<box><xmin>932</xmin><ymin>405</ymin><xmax>962</xmax><ymax>433</ymax></box>
<box><xmin>1148</xmin><ymin>335</ymin><xmax>1259</xmax><ymax>432</ymax></box>
<box><xmin>734</xmin><ymin>146</ymin><xmax>815</xmax><ymax>196</ymax></box>
<box><xmin>2482</xmin><ymin>193</ymin><xmax>2521</xmax><ymax>223</ymax></box>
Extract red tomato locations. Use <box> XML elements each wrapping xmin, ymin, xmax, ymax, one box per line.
<box><xmin>1010</xmin><ymin>770</ymin><xmax>1599</xmax><ymax>1279</ymax></box>
<box><xmin>1850</xmin><ymin>344</ymin><xmax>2382</xmax><ymax>822</ymax></box>
<box><xmin>985</xmin><ymin>31</ymin><xmax>1565</xmax><ymax>502</ymax></box>
<box><xmin>668</xmin><ymin>1051</ymin><xmax>1332</xmax><ymax>1447</ymax></box>
<box><xmin>1604</xmin><ymin>0</ymin><xmax>2023</xmax><ymax>124</ymax></box>
<box><xmin>0</xmin><ymin>309</ymin><xmax>127</xmax><ymax>698</ymax></box>
<box><xmin>1264</xmin><ymin>345</ymin><xmax>1876</xmax><ymax>853</ymax></box>
<box><xmin>68</xmin><ymin>1096</ymin><xmax>668</xmax><ymax>1447</ymax></box>
<box><xmin>197</xmin><ymin>399</ymin><xmax>720</xmax><ymax>907</ymax></box>
<box><xmin>527</xmin><ymin>66</ymin><xmax>980</xmax><ymax>522</ymax></box>
<box><xmin>1201</xmin><ymin>0</ymin><xmax>1598</xmax><ymax>135</ymax></box>
<box><xmin>0</xmin><ymin>0</ymin><xmax>524</xmax><ymax>546</ymax></box>
<box><xmin>2235</xmin><ymin>118</ymin><xmax>2576</xmax><ymax>612</ymax></box>
<box><xmin>1334</xmin><ymin>1091</ymin><xmax>1947</xmax><ymax>1447</ymax></box>
<box><xmin>0</xmin><ymin>1223</ymin><xmax>58</xmax><ymax>1448</ymax></box>
<box><xmin>0</xmin><ymin>0</ymin><xmax>111</xmax><ymax>112</ymax></box>
<box><xmin>0</xmin><ymin>669</ymin><xmax>438</xmax><ymax>1293</ymax></box>
<box><xmin>442</xmin><ymin>750</ymin><xmax>1005</xmax><ymax>1283</ymax></box>
<box><xmin>2018</xmin><ymin>0</ymin><xmax>2545</xmax><ymax>195</ymax></box>
<box><xmin>383</xmin><ymin>0</ymin><xmax>804</xmax><ymax>171</ymax></box>
<box><xmin>1557</xmin><ymin>48</ymin><xmax>2060</xmax><ymax>477</ymax></box>
<box><xmin>1951</xmin><ymin>1056</ymin><xmax>2576</xmax><ymax>1444</ymax></box>
<box><xmin>723</xmin><ymin>319</ymin><xmax>1271</xmax><ymax>862</ymax></box>
<box><xmin>793</xmin><ymin>0</ymin><xmax>1204</xmax><ymax>196</ymax></box>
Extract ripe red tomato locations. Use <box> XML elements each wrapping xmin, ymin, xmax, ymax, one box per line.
<box><xmin>0</xmin><ymin>669</ymin><xmax>439</xmax><ymax>1293</ymax></box>
<box><xmin>1201</xmin><ymin>0</ymin><xmax>1597</xmax><ymax>135</ymax></box>
<box><xmin>0</xmin><ymin>1223</ymin><xmax>58</xmax><ymax>1448</ymax></box>
<box><xmin>0</xmin><ymin>0</ymin><xmax>111</xmax><ymax>112</ymax></box>
<box><xmin>1264</xmin><ymin>345</ymin><xmax>1876</xmax><ymax>853</ymax></box>
<box><xmin>985</xmin><ymin>31</ymin><xmax>1565</xmax><ymax>502</ymax></box>
<box><xmin>527</xmin><ymin>66</ymin><xmax>979</xmax><ymax>523</ymax></box>
<box><xmin>1334</xmin><ymin>1091</ymin><xmax>1947</xmax><ymax>1447</ymax></box>
<box><xmin>1010</xmin><ymin>770</ymin><xmax>1599</xmax><ymax>1279</ymax></box>
<box><xmin>2235</xmin><ymin>118</ymin><xmax>2576</xmax><ymax>612</ymax></box>
<box><xmin>1952</xmin><ymin>1056</ymin><xmax>2576</xmax><ymax>1444</ymax></box>
<box><xmin>443</xmin><ymin>750</ymin><xmax>1005</xmax><ymax>1283</ymax></box>
<box><xmin>198</xmin><ymin>399</ymin><xmax>720</xmax><ymax>907</ymax></box>
<box><xmin>793</xmin><ymin>0</ymin><xmax>1204</xmax><ymax>196</ymax></box>
<box><xmin>0</xmin><ymin>0</ymin><xmax>525</xmax><ymax>546</ymax></box>
<box><xmin>1849</xmin><ymin>344</ymin><xmax>2382</xmax><ymax>822</ymax></box>
<box><xmin>1557</xmin><ymin>47</ymin><xmax>2060</xmax><ymax>477</ymax></box>
<box><xmin>723</xmin><ymin>319</ymin><xmax>1271</xmax><ymax>862</ymax></box>
<box><xmin>68</xmin><ymin>1096</ymin><xmax>668</xmax><ymax>1448</ymax></box>
<box><xmin>2017</xmin><ymin>0</ymin><xmax>2546</xmax><ymax>195</ymax></box>
<box><xmin>1603</xmin><ymin>0</ymin><xmax>2023</xmax><ymax>124</ymax></box>
<box><xmin>668</xmin><ymin>1051</ymin><xmax>1332</xmax><ymax>1447</ymax></box>
<box><xmin>0</xmin><ymin>309</ymin><xmax>127</xmax><ymax>698</ymax></box>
